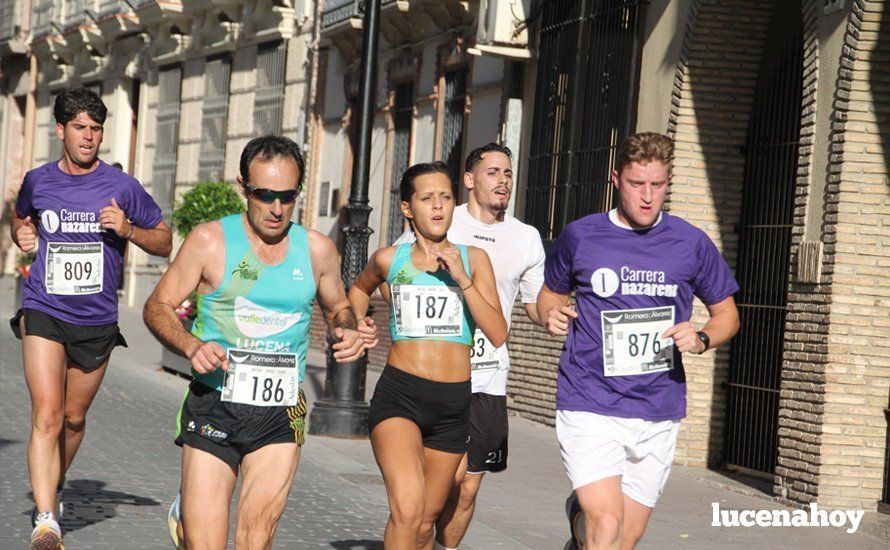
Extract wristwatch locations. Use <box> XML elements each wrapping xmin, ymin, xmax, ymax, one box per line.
<box><xmin>695</xmin><ymin>331</ymin><xmax>710</xmax><ymax>354</ymax></box>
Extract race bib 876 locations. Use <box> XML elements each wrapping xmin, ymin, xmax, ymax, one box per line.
<box><xmin>601</xmin><ymin>306</ymin><xmax>675</xmax><ymax>377</ymax></box>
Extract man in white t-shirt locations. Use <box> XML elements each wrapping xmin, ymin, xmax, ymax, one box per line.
<box><xmin>394</xmin><ymin>143</ymin><xmax>545</xmax><ymax>549</ymax></box>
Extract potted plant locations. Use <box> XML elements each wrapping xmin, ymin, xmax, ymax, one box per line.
<box><xmin>161</xmin><ymin>180</ymin><xmax>244</xmax><ymax>375</ymax></box>
<box><xmin>14</xmin><ymin>251</ymin><xmax>35</xmax><ymax>308</ymax></box>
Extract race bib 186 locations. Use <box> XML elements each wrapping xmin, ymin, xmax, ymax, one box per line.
<box><xmin>470</xmin><ymin>328</ymin><xmax>501</xmax><ymax>371</ymax></box>
<box><xmin>45</xmin><ymin>242</ymin><xmax>103</xmax><ymax>295</ymax></box>
<box><xmin>392</xmin><ymin>284</ymin><xmax>464</xmax><ymax>337</ymax></box>
<box><xmin>221</xmin><ymin>348</ymin><xmax>299</xmax><ymax>407</ymax></box>
<box><xmin>601</xmin><ymin>306</ymin><xmax>675</xmax><ymax>377</ymax></box>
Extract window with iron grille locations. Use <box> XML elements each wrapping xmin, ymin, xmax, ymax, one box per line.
<box><xmin>151</xmin><ymin>65</ymin><xmax>182</xmax><ymax>224</ymax></box>
<box><xmin>198</xmin><ymin>56</ymin><xmax>231</xmax><ymax>182</ymax></box>
<box><xmin>387</xmin><ymin>82</ymin><xmax>413</xmax><ymax>244</ymax></box>
<box><xmin>254</xmin><ymin>41</ymin><xmax>286</xmax><ymax>136</ymax></box>
<box><xmin>525</xmin><ymin>0</ymin><xmax>645</xmax><ymax>243</ymax></box>
<box><xmin>441</xmin><ymin>68</ymin><xmax>467</xmax><ymax>190</ymax></box>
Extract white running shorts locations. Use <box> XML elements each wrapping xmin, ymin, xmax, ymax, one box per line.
<box><xmin>556</xmin><ymin>410</ymin><xmax>680</xmax><ymax>508</ymax></box>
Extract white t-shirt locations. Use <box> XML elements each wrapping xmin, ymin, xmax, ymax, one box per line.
<box><xmin>394</xmin><ymin>204</ymin><xmax>545</xmax><ymax>395</ymax></box>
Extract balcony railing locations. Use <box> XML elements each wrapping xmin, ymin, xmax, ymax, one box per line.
<box><xmin>32</xmin><ymin>0</ymin><xmax>55</xmax><ymax>37</ymax></box>
<box><xmin>63</xmin><ymin>0</ymin><xmax>87</xmax><ymax>30</ymax></box>
<box><xmin>321</xmin><ymin>0</ymin><xmax>395</xmax><ymax>30</ymax></box>
<box><xmin>98</xmin><ymin>0</ymin><xmax>123</xmax><ymax>16</ymax></box>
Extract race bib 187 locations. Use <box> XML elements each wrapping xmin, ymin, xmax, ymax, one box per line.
<box><xmin>392</xmin><ymin>284</ymin><xmax>464</xmax><ymax>337</ymax></box>
<box><xmin>601</xmin><ymin>306</ymin><xmax>675</xmax><ymax>377</ymax></box>
<box><xmin>221</xmin><ymin>348</ymin><xmax>299</xmax><ymax>407</ymax></box>
<box><xmin>45</xmin><ymin>242</ymin><xmax>103</xmax><ymax>295</ymax></box>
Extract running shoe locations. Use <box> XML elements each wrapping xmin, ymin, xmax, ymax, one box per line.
<box><xmin>31</xmin><ymin>489</ymin><xmax>64</xmax><ymax>528</ymax></box>
<box><xmin>30</xmin><ymin>512</ymin><xmax>64</xmax><ymax>550</ymax></box>
<box><xmin>565</xmin><ymin>491</ymin><xmax>584</xmax><ymax>549</ymax></box>
<box><xmin>168</xmin><ymin>492</ymin><xmax>183</xmax><ymax>549</ymax></box>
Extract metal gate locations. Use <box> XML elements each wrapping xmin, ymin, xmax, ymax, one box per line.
<box><xmin>724</xmin><ymin>0</ymin><xmax>803</xmax><ymax>475</ymax></box>
<box><xmin>525</xmin><ymin>0</ymin><xmax>645</xmax><ymax>242</ymax></box>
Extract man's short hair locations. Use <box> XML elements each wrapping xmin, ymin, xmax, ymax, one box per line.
<box><xmin>239</xmin><ymin>135</ymin><xmax>306</xmax><ymax>190</ymax></box>
<box><xmin>465</xmin><ymin>143</ymin><xmax>512</xmax><ymax>173</ymax></box>
<box><xmin>54</xmin><ymin>88</ymin><xmax>108</xmax><ymax>126</ymax></box>
<box><xmin>616</xmin><ymin>132</ymin><xmax>674</xmax><ymax>174</ymax></box>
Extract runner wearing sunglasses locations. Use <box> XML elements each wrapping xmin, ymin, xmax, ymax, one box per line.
<box><xmin>143</xmin><ymin>135</ymin><xmax>377</xmax><ymax>549</ymax></box>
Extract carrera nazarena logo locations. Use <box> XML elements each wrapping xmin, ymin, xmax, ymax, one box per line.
<box><xmin>234</xmin><ymin>296</ymin><xmax>302</xmax><ymax>339</ymax></box>
<box><xmin>591</xmin><ymin>266</ymin><xmax>678</xmax><ymax>298</ymax></box>
<box><xmin>41</xmin><ymin>209</ymin><xmax>101</xmax><ymax>234</ymax></box>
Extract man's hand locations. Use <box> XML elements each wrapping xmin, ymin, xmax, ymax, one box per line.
<box><xmin>188</xmin><ymin>341</ymin><xmax>229</xmax><ymax>374</ymax></box>
<box><xmin>432</xmin><ymin>246</ymin><xmax>471</xmax><ymax>289</ymax></box>
<box><xmin>357</xmin><ymin>316</ymin><xmax>379</xmax><ymax>349</ymax></box>
<box><xmin>662</xmin><ymin>322</ymin><xmax>705</xmax><ymax>354</ymax></box>
<box><xmin>14</xmin><ymin>216</ymin><xmax>37</xmax><ymax>252</ymax></box>
<box><xmin>332</xmin><ymin>327</ymin><xmax>366</xmax><ymax>363</ymax></box>
<box><xmin>543</xmin><ymin>304</ymin><xmax>578</xmax><ymax>336</ymax></box>
<box><xmin>99</xmin><ymin>197</ymin><xmax>133</xmax><ymax>239</ymax></box>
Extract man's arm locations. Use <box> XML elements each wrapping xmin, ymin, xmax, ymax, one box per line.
<box><xmin>523</xmin><ymin>303</ymin><xmax>542</xmax><ymax>325</ymax></box>
<box><xmin>308</xmin><ymin>231</ymin><xmax>367</xmax><ymax>362</ymax></box>
<box><xmin>537</xmin><ymin>284</ymin><xmax>578</xmax><ymax>336</ymax></box>
<box><xmin>128</xmin><ymin>220</ymin><xmax>173</xmax><ymax>257</ymax></box>
<box><xmin>663</xmin><ymin>296</ymin><xmax>740</xmax><ymax>354</ymax></box>
<box><xmin>143</xmin><ymin>224</ymin><xmax>226</xmax><ymax>373</ymax></box>
<box><xmin>99</xmin><ymin>198</ymin><xmax>173</xmax><ymax>257</ymax></box>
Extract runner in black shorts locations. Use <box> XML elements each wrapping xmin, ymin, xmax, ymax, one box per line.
<box><xmin>143</xmin><ymin>136</ymin><xmax>376</xmax><ymax>549</ymax></box>
<box><xmin>350</xmin><ymin>161</ymin><xmax>507</xmax><ymax>549</ymax></box>
<box><xmin>393</xmin><ymin>144</ymin><xmax>545</xmax><ymax>549</ymax></box>
<box><xmin>10</xmin><ymin>88</ymin><xmax>172</xmax><ymax>550</ymax></box>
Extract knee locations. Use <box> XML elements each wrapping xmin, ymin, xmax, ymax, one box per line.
<box><xmin>457</xmin><ymin>478</ymin><xmax>482</xmax><ymax>509</ymax></box>
<box><xmin>237</xmin><ymin>508</ymin><xmax>277</xmax><ymax>540</ymax></box>
<box><xmin>389</xmin><ymin>496</ymin><xmax>424</xmax><ymax>529</ymax></box>
<box><xmin>32</xmin><ymin>407</ymin><xmax>64</xmax><ymax>436</ymax></box>
<box><xmin>417</xmin><ymin>518</ymin><xmax>436</xmax><ymax>544</ymax></box>
<box><xmin>64</xmin><ymin>411</ymin><xmax>86</xmax><ymax>433</ymax></box>
<box><xmin>585</xmin><ymin>509</ymin><xmax>622</xmax><ymax>545</ymax></box>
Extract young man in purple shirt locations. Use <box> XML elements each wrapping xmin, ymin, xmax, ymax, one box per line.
<box><xmin>10</xmin><ymin>88</ymin><xmax>172</xmax><ymax>549</ymax></box>
<box><xmin>537</xmin><ymin>132</ymin><xmax>740</xmax><ymax>549</ymax></box>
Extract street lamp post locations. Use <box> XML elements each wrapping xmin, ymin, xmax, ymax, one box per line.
<box><xmin>308</xmin><ymin>0</ymin><xmax>380</xmax><ymax>437</ymax></box>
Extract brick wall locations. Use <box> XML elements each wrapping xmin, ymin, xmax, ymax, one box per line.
<box><xmin>813</xmin><ymin>0</ymin><xmax>890</xmax><ymax>510</ymax></box>
<box><xmin>666</xmin><ymin>0</ymin><xmax>773</xmax><ymax>467</ymax></box>
<box><xmin>775</xmin><ymin>0</ymin><xmax>829</xmax><ymax>507</ymax></box>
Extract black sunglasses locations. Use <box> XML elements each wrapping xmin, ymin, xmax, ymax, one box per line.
<box><xmin>244</xmin><ymin>183</ymin><xmax>299</xmax><ymax>204</ymax></box>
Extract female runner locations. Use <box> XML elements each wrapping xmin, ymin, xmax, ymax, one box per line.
<box><xmin>349</xmin><ymin>161</ymin><xmax>507</xmax><ymax>549</ymax></box>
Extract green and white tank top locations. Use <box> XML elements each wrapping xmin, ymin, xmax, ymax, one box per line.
<box><xmin>191</xmin><ymin>214</ymin><xmax>316</xmax><ymax>392</ymax></box>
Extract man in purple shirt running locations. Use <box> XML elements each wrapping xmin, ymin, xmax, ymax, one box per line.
<box><xmin>537</xmin><ymin>132</ymin><xmax>740</xmax><ymax>550</ymax></box>
<box><xmin>10</xmin><ymin>88</ymin><xmax>172</xmax><ymax>550</ymax></box>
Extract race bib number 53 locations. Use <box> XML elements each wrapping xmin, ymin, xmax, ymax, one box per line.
<box><xmin>601</xmin><ymin>306</ymin><xmax>675</xmax><ymax>377</ymax></box>
<box><xmin>221</xmin><ymin>349</ymin><xmax>299</xmax><ymax>407</ymax></box>
<box><xmin>392</xmin><ymin>284</ymin><xmax>464</xmax><ymax>337</ymax></box>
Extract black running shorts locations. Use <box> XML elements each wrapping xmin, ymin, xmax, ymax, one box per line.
<box><xmin>175</xmin><ymin>380</ymin><xmax>307</xmax><ymax>470</ymax></box>
<box><xmin>10</xmin><ymin>308</ymin><xmax>127</xmax><ymax>371</ymax></box>
<box><xmin>368</xmin><ymin>365</ymin><xmax>471</xmax><ymax>454</ymax></box>
<box><xmin>466</xmin><ymin>393</ymin><xmax>509</xmax><ymax>473</ymax></box>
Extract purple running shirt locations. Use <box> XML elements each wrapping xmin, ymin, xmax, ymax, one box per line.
<box><xmin>545</xmin><ymin>211</ymin><xmax>739</xmax><ymax>421</ymax></box>
<box><xmin>15</xmin><ymin>160</ymin><xmax>163</xmax><ymax>325</ymax></box>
